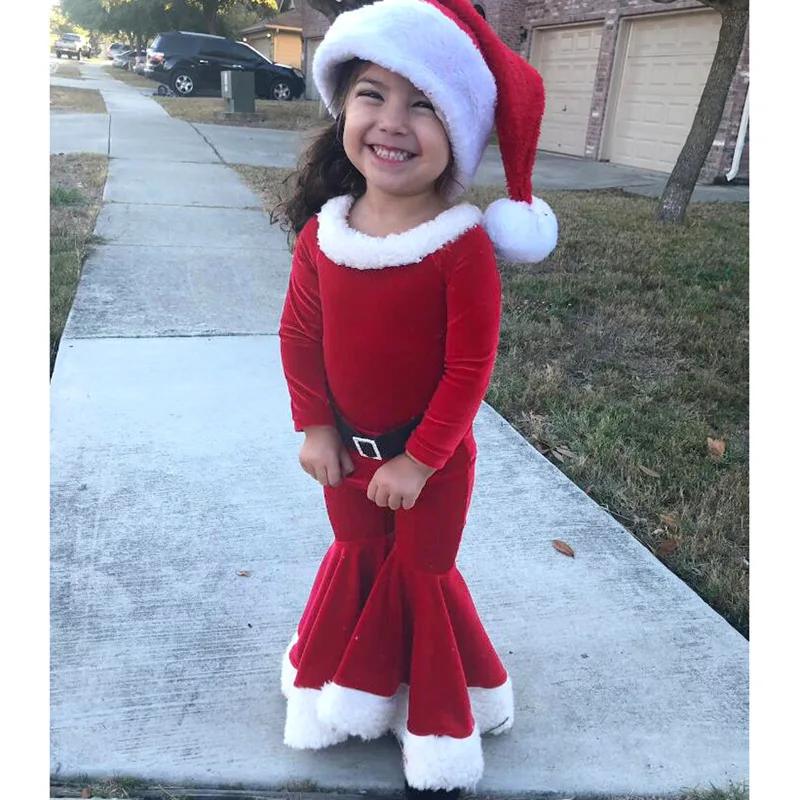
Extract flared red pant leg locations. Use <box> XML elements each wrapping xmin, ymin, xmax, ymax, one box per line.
<box><xmin>283</xmin><ymin>473</ymin><xmax>395</xmax><ymax>749</ymax></box>
<box><xmin>282</xmin><ymin>431</ymin><xmax>514</xmax><ymax>789</ymax></box>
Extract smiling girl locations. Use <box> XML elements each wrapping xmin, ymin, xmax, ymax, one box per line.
<box><xmin>273</xmin><ymin>0</ymin><xmax>557</xmax><ymax>795</ymax></box>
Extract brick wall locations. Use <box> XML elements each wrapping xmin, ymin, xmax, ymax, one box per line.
<box><xmin>520</xmin><ymin>0</ymin><xmax>749</xmax><ymax>182</ymax></box>
<box><xmin>707</xmin><ymin>27</ymin><xmax>749</xmax><ymax>180</ymax></box>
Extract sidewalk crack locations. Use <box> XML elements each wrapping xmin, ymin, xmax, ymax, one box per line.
<box><xmin>190</xmin><ymin>122</ymin><xmax>225</xmax><ymax>164</ymax></box>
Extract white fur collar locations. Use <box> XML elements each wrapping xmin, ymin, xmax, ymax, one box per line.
<box><xmin>316</xmin><ymin>195</ymin><xmax>483</xmax><ymax>270</ymax></box>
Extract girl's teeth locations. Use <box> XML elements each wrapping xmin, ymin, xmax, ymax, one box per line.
<box><xmin>373</xmin><ymin>146</ymin><xmax>411</xmax><ymax>161</ymax></box>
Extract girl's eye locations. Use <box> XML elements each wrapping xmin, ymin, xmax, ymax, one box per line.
<box><xmin>357</xmin><ymin>90</ymin><xmax>382</xmax><ymax>101</ymax></box>
<box><xmin>414</xmin><ymin>100</ymin><xmax>435</xmax><ymax>111</ymax></box>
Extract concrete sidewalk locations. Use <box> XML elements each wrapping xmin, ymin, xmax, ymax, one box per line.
<box><xmin>50</xmin><ymin>62</ymin><xmax>748</xmax><ymax>797</ymax></box>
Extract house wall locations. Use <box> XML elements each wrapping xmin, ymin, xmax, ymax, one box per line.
<box><xmin>298</xmin><ymin>0</ymin><xmax>330</xmax><ymax>97</ymax></box>
<box><xmin>294</xmin><ymin>0</ymin><xmax>748</xmax><ymax>181</ymax></box>
<box><xmin>246</xmin><ymin>32</ymin><xmax>274</xmax><ymax>61</ymax></box>
<box><xmin>521</xmin><ymin>0</ymin><xmax>749</xmax><ymax>181</ymax></box>
<box><xmin>301</xmin><ymin>2</ymin><xmax>330</xmax><ymax>39</ymax></box>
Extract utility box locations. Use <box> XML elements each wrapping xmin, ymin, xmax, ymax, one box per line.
<box><xmin>221</xmin><ymin>70</ymin><xmax>255</xmax><ymax>113</ymax></box>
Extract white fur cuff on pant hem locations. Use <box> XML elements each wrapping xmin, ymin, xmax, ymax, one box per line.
<box><xmin>318</xmin><ymin>681</ymin><xmax>396</xmax><ymax>741</ymax></box>
<box><xmin>469</xmin><ymin>676</ymin><xmax>514</xmax><ymax>735</ymax></box>
<box><xmin>284</xmin><ymin>685</ymin><xmax>349</xmax><ymax>750</ymax></box>
<box><xmin>398</xmin><ymin>725</ymin><xmax>484</xmax><ymax>790</ymax></box>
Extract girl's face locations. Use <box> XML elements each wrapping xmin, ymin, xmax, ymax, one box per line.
<box><xmin>341</xmin><ymin>63</ymin><xmax>451</xmax><ymax>201</ymax></box>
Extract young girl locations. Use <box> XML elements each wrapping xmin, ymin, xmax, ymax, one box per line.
<box><xmin>275</xmin><ymin>0</ymin><xmax>557</xmax><ymax>795</ymax></box>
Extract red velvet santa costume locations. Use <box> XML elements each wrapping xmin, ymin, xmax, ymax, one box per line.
<box><xmin>278</xmin><ymin>0</ymin><xmax>557</xmax><ymax>790</ymax></box>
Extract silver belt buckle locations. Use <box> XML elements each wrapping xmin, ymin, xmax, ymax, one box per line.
<box><xmin>352</xmin><ymin>436</ymin><xmax>382</xmax><ymax>460</ymax></box>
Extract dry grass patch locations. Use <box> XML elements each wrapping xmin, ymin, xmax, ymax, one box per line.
<box><xmin>50</xmin><ymin>154</ymin><xmax>109</xmax><ymax>373</ymax></box>
<box><xmin>232</xmin><ymin>165</ymin><xmax>292</xmax><ymax>208</ymax></box>
<box><xmin>155</xmin><ymin>97</ymin><xmax>326</xmax><ymax>130</ymax></box>
<box><xmin>51</xmin><ymin>777</ymin><xmax>746</xmax><ymax>800</ymax></box>
<box><xmin>102</xmin><ymin>64</ymin><xmax>154</xmax><ymax>89</ymax></box>
<box><xmin>235</xmin><ymin>166</ymin><xmax>749</xmax><ymax>638</ymax></box>
<box><xmin>50</xmin><ymin>86</ymin><xmax>107</xmax><ymax>114</ymax></box>
<box><xmin>54</xmin><ymin>62</ymin><xmax>84</xmax><ymax>79</ymax></box>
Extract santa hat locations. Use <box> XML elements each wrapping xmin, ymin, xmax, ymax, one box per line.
<box><xmin>312</xmin><ymin>0</ymin><xmax>558</xmax><ymax>263</ymax></box>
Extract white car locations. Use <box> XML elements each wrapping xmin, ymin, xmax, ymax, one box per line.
<box><xmin>55</xmin><ymin>33</ymin><xmax>90</xmax><ymax>60</ymax></box>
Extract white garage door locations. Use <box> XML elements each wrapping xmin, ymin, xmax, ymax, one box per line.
<box><xmin>606</xmin><ymin>11</ymin><xmax>721</xmax><ymax>172</ymax></box>
<box><xmin>531</xmin><ymin>24</ymin><xmax>604</xmax><ymax>156</ymax></box>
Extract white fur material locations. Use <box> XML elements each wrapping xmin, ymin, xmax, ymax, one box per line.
<box><xmin>318</xmin><ymin>682</ymin><xmax>397</xmax><ymax>741</ymax></box>
<box><xmin>283</xmin><ymin>685</ymin><xmax>349</xmax><ymax>750</ymax></box>
<box><xmin>469</xmin><ymin>676</ymin><xmax>514</xmax><ymax>735</ymax></box>
<box><xmin>317</xmin><ymin>194</ymin><xmax>483</xmax><ymax>269</ymax></box>
<box><xmin>280</xmin><ymin>632</ymin><xmax>299</xmax><ymax>699</ymax></box>
<box><xmin>312</xmin><ymin>0</ymin><xmax>497</xmax><ymax>198</ymax></box>
<box><xmin>396</xmin><ymin>723</ymin><xmax>484</xmax><ymax>790</ymax></box>
<box><xmin>483</xmin><ymin>196</ymin><xmax>559</xmax><ymax>263</ymax></box>
<box><xmin>391</xmin><ymin>685</ymin><xmax>484</xmax><ymax>790</ymax></box>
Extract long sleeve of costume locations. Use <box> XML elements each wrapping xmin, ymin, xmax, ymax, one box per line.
<box><xmin>279</xmin><ymin>219</ymin><xmax>337</xmax><ymax>431</ymax></box>
<box><xmin>404</xmin><ymin>231</ymin><xmax>502</xmax><ymax>470</ymax></box>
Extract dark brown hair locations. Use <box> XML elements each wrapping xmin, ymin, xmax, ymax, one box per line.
<box><xmin>270</xmin><ymin>58</ymin><xmax>457</xmax><ymax>247</ymax></box>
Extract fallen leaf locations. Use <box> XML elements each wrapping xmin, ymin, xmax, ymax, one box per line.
<box><xmin>550</xmin><ymin>449</ymin><xmax>564</xmax><ymax>463</ymax></box>
<box><xmin>81</xmin><ymin>789</ymin><xmax>92</xmax><ymax>799</ymax></box>
<box><xmin>660</xmin><ymin>513</ymin><xmax>679</xmax><ymax>529</ymax></box>
<box><xmin>657</xmin><ymin>539</ymin><xmax>679</xmax><ymax>557</ymax></box>
<box><xmin>584</xmin><ymin>485</ymin><xmax>594</xmax><ymax>495</ymax></box>
<box><xmin>552</xmin><ymin>539</ymin><xmax>575</xmax><ymax>558</ymax></box>
<box><xmin>638</xmin><ymin>465</ymin><xmax>661</xmax><ymax>478</ymax></box>
<box><xmin>707</xmin><ymin>437</ymin><xmax>726</xmax><ymax>460</ymax></box>
<box><xmin>236</xmin><ymin>569</ymin><xmax>252</xmax><ymax>577</ymax></box>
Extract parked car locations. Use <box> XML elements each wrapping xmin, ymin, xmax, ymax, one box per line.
<box><xmin>144</xmin><ymin>31</ymin><xmax>305</xmax><ymax>100</ymax></box>
<box><xmin>106</xmin><ymin>42</ymin><xmax>127</xmax><ymax>60</ymax></box>
<box><xmin>113</xmin><ymin>50</ymin><xmax>145</xmax><ymax>71</ymax></box>
<box><xmin>133</xmin><ymin>52</ymin><xmax>147</xmax><ymax>75</ymax></box>
<box><xmin>55</xmin><ymin>33</ymin><xmax>91</xmax><ymax>60</ymax></box>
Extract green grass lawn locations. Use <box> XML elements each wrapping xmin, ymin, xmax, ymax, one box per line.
<box><xmin>235</xmin><ymin>166</ymin><xmax>749</xmax><ymax>639</ymax></box>
<box><xmin>468</xmin><ymin>185</ymin><xmax>749</xmax><ymax>637</ymax></box>
<box><xmin>50</xmin><ymin>154</ymin><xmax>109</xmax><ymax>374</ymax></box>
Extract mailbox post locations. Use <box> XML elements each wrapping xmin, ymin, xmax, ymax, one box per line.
<box><xmin>221</xmin><ymin>69</ymin><xmax>255</xmax><ymax>113</ymax></box>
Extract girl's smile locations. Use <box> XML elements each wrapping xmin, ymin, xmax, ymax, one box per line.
<box><xmin>369</xmin><ymin>144</ymin><xmax>417</xmax><ymax>163</ymax></box>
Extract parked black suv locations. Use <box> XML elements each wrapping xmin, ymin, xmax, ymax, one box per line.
<box><xmin>145</xmin><ymin>31</ymin><xmax>305</xmax><ymax>100</ymax></box>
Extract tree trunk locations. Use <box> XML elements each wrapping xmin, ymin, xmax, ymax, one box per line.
<box><xmin>655</xmin><ymin>6</ymin><xmax>748</xmax><ymax>223</ymax></box>
<box><xmin>202</xmin><ymin>0</ymin><xmax>220</xmax><ymax>34</ymax></box>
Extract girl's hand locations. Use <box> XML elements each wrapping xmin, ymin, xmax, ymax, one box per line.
<box><xmin>300</xmin><ymin>426</ymin><xmax>354</xmax><ymax>487</ymax></box>
<box><xmin>367</xmin><ymin>453</ymin><xmax>436</xmax><ymax>511</ymax></box>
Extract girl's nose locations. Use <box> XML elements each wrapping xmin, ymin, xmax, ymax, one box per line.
<box><xmin>378</xmin><ymin>99</ymin><xmax>409</xmax><ymax>133</ymax></box>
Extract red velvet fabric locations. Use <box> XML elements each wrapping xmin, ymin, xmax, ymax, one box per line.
<box><xmin>279</xmin><ymin>211</ymin><xmax>502</xmax><ymax>470</ymax></box>
<box><xmin>280</xmin><ymin>205</ymin><xmax>507</xmax><ymax>740</ymax></box>
<box><xmin>289</xmin><ymin>436</ymin><xmax>508</xmax><ymax>739</ymax></box>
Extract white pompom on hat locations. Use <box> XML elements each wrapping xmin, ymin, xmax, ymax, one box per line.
<box><xmin>313</xmin><ymin>0</ymin><xmax>558</xmax><ymax>263</ymax></box>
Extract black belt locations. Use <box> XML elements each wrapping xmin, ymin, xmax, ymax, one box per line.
<box><xmin>332</xmin><ymin>405</ymin><xmax>422</xmax><ymax>461</ymax></box>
